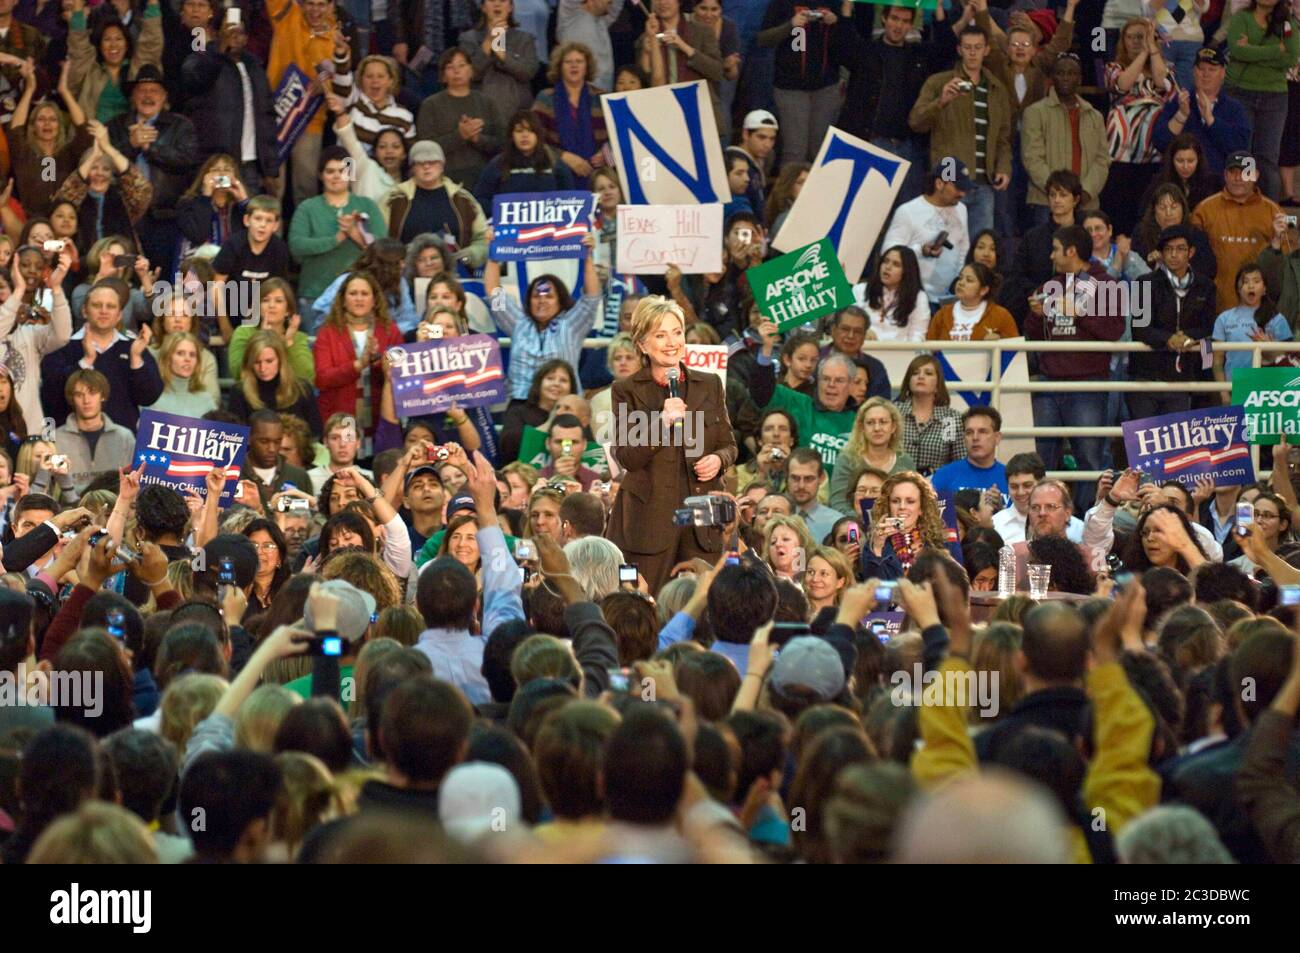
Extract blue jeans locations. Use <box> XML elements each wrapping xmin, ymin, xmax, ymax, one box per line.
<box><xmin>1231</xmin><ymin>87</ymin><xmax>1289</xmax><ymax>201</ymax></box>
<box><xmin>1166</xmin><ymin>40</ymin><xmax>1200</xmax><ymax>98</ymax></box>
<box><xmin>1032</xmin><ymin>390</ymin><xmax>1108</xmax><ymax>511</ymax></box>
<box><xmin>869</xmin><ymin>134</ymin><xmax>927</xmax><ymax>207</ymax></box>
<box><xmin>962</xmin><ymin>181</ymin><xmax>996</xmax><ymax>240</ymax></box>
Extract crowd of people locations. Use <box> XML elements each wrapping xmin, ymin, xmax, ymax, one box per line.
<box><xmin>0</xmin><ymin>0</ymin><xmax>1299</xmax><ymax>866</ymax></box>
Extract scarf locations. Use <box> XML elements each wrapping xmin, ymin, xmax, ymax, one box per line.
<box><xmin>553</xmin><ymin>82</ymin><xmax>596</xmax><ymax>168</ymax></box>
<box><xmin>422</xmin><ymin>0</ymin><xmax>473</xmax><ymax>62</ymax></box>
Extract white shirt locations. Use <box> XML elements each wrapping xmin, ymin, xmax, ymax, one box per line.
<box><xmin>235</xmin><ymin>61</ymin><xmax>257</xmax><ymax>163</ymax></box>
<box><xmin>949</xmin><ymin>301</ymin><xmax>986</xmax><ymax>341</ymax></box>
<box><xmin>854</xmin><ymin>286</ymin><xmax>931</xmax><ymax>342</ymax></box>
<box><xmin>881</xmin><ymin>195</ymin><xmax>969</xmax><ymax>302</ymax></box>
<box><xmin>993</xmin><ymin>505</ymin><xmax>1086</xmax><ymax>545</ymax></box>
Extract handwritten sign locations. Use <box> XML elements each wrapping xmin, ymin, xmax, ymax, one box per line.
<box><xmin>386</xmin><ymin>334</ymin><xmax>506</xmax><ymax>417</ymax></box>
<box><xmin>616</xmin><ymin>204</ymin><xmax>723</xmax><ymax>274</ymax></box>
<box><xmin>133</xmin><ymin>411</ymin><xmax>248</xmax><ymax>507</ymax></box>
<box><xmin>684</xmin><ymin>343</ymin><xmax>728</xmax><ymax>387</ymax></box>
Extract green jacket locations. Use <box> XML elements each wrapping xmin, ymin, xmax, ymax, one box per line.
<box><xmin>1258</xmin><ymin>244</ymin><xmax>1300</xmax><ymax>331</ymax></box>
<box><xmin>228</xmin><ymin>323</ymin><xmax>317</xmax><ymax>385</ymax></box>
<box><xmin>287</xmin><ymin>193</ymin><xmax>386</xmax><ymax>299</ymax></box>
<box><xmin>1225</xmin><ymin>12</ymin><xmax>1300</xmax><ymax>94</ymax></box>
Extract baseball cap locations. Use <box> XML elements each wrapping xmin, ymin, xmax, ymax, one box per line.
<box><xmin>438</xmin><ymin>762</ymin><xmax>522</xmax><ymax>843</ymax></box>
<box><xmin>446</xmin><ymin>493</ymin><xmax>476</xmax><ymax>521</ymax></box>
<box><xmin>742</xmin><ymin>109</ymin><xmax>778</xmax><ymax>132</ymax></box>
<box><xmin>302</xmin><ymin>579</ymin><xmax>377</xmax><ymax>641</ymax></box>
<box><xmin>769</xmin><ymin>636</ymin><xmax>845</xmax><ymax>701</ymax></box>
<box><xmin>410</xmin><ymin>140</ymin><xmax>446</xmax><ymax>164</ymax></box>
<box><xmin>1195</xmin><ymin>47</ymin><xmax>1227</xmax><ymax>68</ymax></box>
<box><xmin>1225</xmin><ymin>150</ymin><xmax>1255</xmax><ymax>172</ymax></box>
<box><xmin>931</xmin><ymin>158</ymin><xmax>973</xmax><ymax>191</ymax></box>
<box><xmin>404</xmin><ymin>464</ymin><xmax>443</xmax><ymax>491</ymax></box>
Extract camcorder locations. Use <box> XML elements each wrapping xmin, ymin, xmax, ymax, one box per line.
<box><xmin>276</xmin><ymin>496</ymin><xmax>311</xmax><ymax>513</ymax></box>
<box><xmin>673</xmin><ymin>495</ymin><xmax>736</xmax><ymax>528</ymax></box>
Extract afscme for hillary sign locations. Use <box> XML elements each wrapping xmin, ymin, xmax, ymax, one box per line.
<box><xmin>1122</xmin><ymin>406</ymin><xmax>1256</xmax><ymax>487</ymax></box>
<box><xmin>133</xmin><ymin>411</ymin><xmax>249</xmax><ymax>506</ymax></box>
<box><xmin>745</xmin><ymin>239</ymin><xmax>854</xmax><ymax>331</ymax></box>
<box><xmin>1231</xmin><ymin>367</ymin><xmax>1300</xmax><ymax>444</ymax></box>
<box><xmin>490</xmin><ymin>192</ymin><xmax>596</xmax><ymax>261</ymax></box>
<box><xmin>773</xmin><ymin>128</ymin><xmax>910</xmax><ymax>283</ymax></box>
<box><xmin>600</xmin><ymin>81</ymin><xmax>730</xmax><ymax>206</ymax></box>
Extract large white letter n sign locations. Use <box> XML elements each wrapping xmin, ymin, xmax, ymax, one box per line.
<box><xmin>772</xmin><ymin>128</ymin><xmax>909</xmax><ymax>283</ymax></box>
<box><xmin>601</xmin><ymin>81</ymin><xmax>730</xmax><ymax>206</ymax></box>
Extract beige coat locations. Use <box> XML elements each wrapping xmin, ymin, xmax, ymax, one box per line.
<box><xmin>1020</xmin><ymin>88</ymin><xmax>1111</xmax><ymax>208</ymax></box>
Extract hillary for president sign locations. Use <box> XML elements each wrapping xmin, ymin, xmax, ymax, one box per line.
<box><xmin>745</xmin><ymin>238</ymin><xmax>854</xmax><ymax>332</ymax></box>
<box><xmin>387</xmin><ymin>334</ymin><xmax>506</xmax><ymax>417</ymax></box>
<box><xmin>491</xmin><ymin>192</ymin><xmax>597</xmax><ymax>261</ymax></box>
<box><xmin>1122</xmin><ymin>406</ymin><xmax>1256</xmax><ymax>488</ymax></box>
<box><xmin>133</xmin><ymin>410</ymin><xmax>248</xmax><ymax>506</ymax></box>
<box><xmin>273</xmin><ymin>64</ymin><xmax>323</xmax><ymax>165</ymax></box>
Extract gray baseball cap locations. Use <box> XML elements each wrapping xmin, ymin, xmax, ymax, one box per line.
<box><xmin>770</xmin><ymin>636</ymin><xmax>845</xmax><ymax>700</ymax></box>
<box><xmin>302</xmin><ymin>579</ymin><xmax>377</xmax><ymax>641</ymax></box>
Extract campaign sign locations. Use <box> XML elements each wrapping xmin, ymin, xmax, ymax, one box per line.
<box><xmin>491</xmin><ymin>191</ymin><xmax>597</xmax><ymax>261</ymax></box>
<box><xmin>745</xmin><ymin>239</ymin><xmax>854</xmax><ymax>331</ymax></box>
<box><xmin>1231</xmin><ymin>367</ymin><xmax>1300</xmax><ymax>445</ymax></box>
<box><xmin>273</xmin><ymin>64</ymin><xmax>323</xmax><ymax>164</ymax></box>
<box><xmin>600</xmin><ymin>81</ymin><xmax>730</xmax><ymax>206</ymax></box>
<box><xmin>133</xmin><ymin>411</ymin><xmax>248</xmax><ymax>506</ymax></box>
<box><xmin>1123</xmin><ymin>406</ymin><xmax>1256</xmax><ymax>488</ymax></box>
<box><xmin>685</xmin><ymin>343</ymin><xmax>728</xmax><ymax>387</ymax></box>
<box><xmin>387</xmin><ymin>334</ymin><xmax>506</xmax><ymax>417</ymax></box>
<box><xmin>772</xmin><ymin>128</ymin><xmax>909</xmax><ymax>283</ymax></box>
<box><xmin>865</xmin><ymin>612</ymin><xmax>906</xmax><ymax>640</ymax></box>
<box><xmin>616</xmin><ymin>204</ymin><xmax>724</xmax><ymax>274</ymax></box>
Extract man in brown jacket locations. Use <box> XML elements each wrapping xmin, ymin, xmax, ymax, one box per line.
<box><xmin>909</xmin><ymin>22</ymin><xmax>1012</xmax><ymax>239</ymax></box>
<box><xmin>1192</xmin><ymin>151</ymin><xmax>1284</xmax><ymax>311</ymax></box>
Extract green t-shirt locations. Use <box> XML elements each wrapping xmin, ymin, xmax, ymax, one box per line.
<box><xmin>764</xmin><ymin>385</ymin><xmax>856</xmax><ymax>476</ymax></box>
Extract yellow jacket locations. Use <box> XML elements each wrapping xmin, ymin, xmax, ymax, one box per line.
<box><xmin>1191</xmin><ymin>188</ymin><xmax>1284</xmax><ymax>312</ymax></box>
<box><xmin>912</xmin><ymin>656</ymin><xmax>1160</xmax><ymax>863</ymax></box>
<box><xmin>266</xmin><ymin>0</ymin><xmax>348</xmax><ymax>136</ymax></box>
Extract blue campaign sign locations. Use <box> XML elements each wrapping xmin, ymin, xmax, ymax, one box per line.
<box><xmin>1123</xmin><ymin>406</ymin><xmax>1256</xmax><ymax>488</ymax></box>
<box><xmin>133</xmin><ymin>410</ymin><xmax>249</xmax><ymax>506</ymax></box>
<box><xmin>387</xmin><ymin>333</ymin><xmax>506</xmax><ymax>417</ymax></box>
<box><xmin>601</xmin><ymin>81</ymin><xmax>730</xmax><ymax>206</ymax></box>
<box><xmin>272</xmin><ymin>64</ymin><xmax>323</xmax><ymax>165</ymax></box>
<box><xmin>491</xmin><ymin>192</ymin><xmax>597</xmax><ymax>261</ymax></box>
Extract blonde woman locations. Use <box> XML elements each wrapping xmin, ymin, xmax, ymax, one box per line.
<box><xmin>229</xmin><ymin>330</ymin><xmax>323</xmax><ymax>435</ymax></box>
<box><xmin>803</xmin><ymin>545</ymin><xmax>852</xmax><ymax>615</ymax></box>
<box><xmin>831</xmin><ymin>397</ymin><xmax>917</xmax><ymax>511</ymax></box>
<box><xmin>763</xmin><ymin>513</ymin><xmax>816</xmax><ymax>580</ymax></box>
<box><xmin>501</xmin><ymin>460</ymin><xmax>540</xmax><ymax>508</ymax></box>
<box><xmin>227</xmin><ymin>277</ymin><xmax>315</xmax><ymax>387</ymax></box>
<box><xmin>149</xmin><ymin>294</ymin><xmax>220</xmax><ymax>402</ymax></box>
<box><xmin>606</xmin><ymin>295</ymin><xmax>737</xmax><ymax>594</ymax></box>
<box><xmin>70</xmin><ymin>235</ymin><xmax>155</xmax><ymax>332</ymax></box>
<box><xmin>862</xmin><ymin>471</ymin><xmax>948</xmax><ymax>581</ymax></box>
<box><xmin>268</xmin><ymin>751</ymin><xmax>343</xmax><ymax>862</ymax></box>
<box><xmin>148</xmin><ymin>332</ymin><xmax>218</xmax><ymax>417</ymax></box>
<box><xmin>15</xmin><ymin>436</ymin><xmax>56</xmax><ymax>481</ymax></box>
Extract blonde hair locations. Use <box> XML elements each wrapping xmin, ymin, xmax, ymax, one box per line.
<box><xmin>349</xmin><ymin>637</ymin><xmax>406</xmax><ymax>719</ymax></box>
<box><xmin>804</xmin><ymin>545</ymin><xmax>853</xmax><ymax>605</ymax></box>
<box><xmin>547</xmin><ymin>41</ymin><xmax>596</xmax><ymax>83</ymax></box>
<box><xmin>15</xmin><ymin>439</ymin><xmax>54</xmax><ymax>478</ymax></box>
<box><xmin>763</xmin><ymin>515</ymin><xmax>817</xmax><ymax>570</ymax></box>
<box><xmin>511</xmin><ymin>634</ymin><xmax>580</xmax><ymax>688</ymax></box>
<box><xmin>321</xmin><ymin>550</ymin><xmax>402</xmax><ymax>612</ymax></box>
<box><xmin>871</xmin><ymin>471</ymin><xmax>948</xmax><ymax>551</ymax></box>
<box><xmin>842</xmin><ymin>397</ymin><xmax>904</xmax><ymax>463</ymax></box>
<box><xmin>271</xmin><ymin>752</ymin><xmax>342</xmax><ymax>859</ymax></box>
<box><xmin>28</xmin><ymin>802</ymin><xmax>159</xmax><ymax>864</ymax></box>
<box><xmin>159</xmin><ymin>331</ymin><xmax>206</xmax><ymax>393</ymax></box>
<box><xmin>628</xmin><ymin>295</ymin><xmax>686</xmax><ymax>367</ymax></box>
<box><xmin>235</xmin><ymin>683</ymin><xmax>301</xmax><ymax>752</ymax></box>
<box><xmin>240</xmin><ymin>330</ymin><xmax>304</xmax><ymax>411</ymax></box>
<box><xmin>160</xmin><ymin>673</ymin><xmax>229</xmax><ymax>755</ymax></box>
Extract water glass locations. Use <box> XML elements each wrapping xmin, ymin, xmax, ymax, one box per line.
<box><xmin>1027</xmin><ymin>564</ymin><xmax>1051</xmax><ymax>600</ymax></box>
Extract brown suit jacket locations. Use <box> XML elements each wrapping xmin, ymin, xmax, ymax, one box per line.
<box><xmin>608</xmin><ymin>364</ymin><xmax>737</xmax><ymax>556</ymax></box>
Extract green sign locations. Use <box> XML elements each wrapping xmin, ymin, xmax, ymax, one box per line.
<box><xmin>518</xmin><ymin>426</ymin><xmax>607</xmax><ymax>471</ymax></box>
<box><xmin>1231</xmin><ymin>367</ymin><xmax>1300</xmax><ymax>444</ymax></box>
<box><xmin>745</xmin><ymin>238</ymin><xmax>854</xmax><ymax>332</ymax></box>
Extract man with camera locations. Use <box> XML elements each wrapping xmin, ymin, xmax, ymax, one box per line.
<box><xmin>309</xmin><ymin>414</ymin><xmax>374</xmax><ymax>495</ymax></box>
<box><xmin>240</xmin><ymin>410</ymin><xmax>314</xmax><ymax>515</ymax></box>
<box><xmin>539</xmin><ymin>413</ymin><xmax>600</xmax><ymax>491</ymax></box>
<box><xmin>882</xmin><ymin>160</ymin><xmax>971</xmax><ymax>302</ymax></box>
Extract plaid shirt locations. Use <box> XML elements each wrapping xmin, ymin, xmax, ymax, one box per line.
<box><xmin>492</xmin><ymin>293</ymin><xmax>603</xmax><ymax>400</ymax></box>
<box><xmin>897</xmin><ymin>401</ymin><xmax>966</xmax><ymax>476</ymax></box>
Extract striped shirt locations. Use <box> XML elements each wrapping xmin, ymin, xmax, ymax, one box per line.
<box><xmin>491</xmin><ymin>292</ymin><xmax>603</xmax><ymax>400</ymax></box>
<box><xmin>972</xmin><ymin>76</ymin><xmax>989</xmax><ymax>180</ymax></box>
<box><xmin>332</xmin><ymin>76</ymin><xmax>416</xmax><ymax>153</ymax></box>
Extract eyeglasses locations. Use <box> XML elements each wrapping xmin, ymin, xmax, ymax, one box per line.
<box><xmin>252</xmin><ymin>542</ymin><xmax>279</xmax><ymax>553</ymax></box>
<box><xmin>1029</xmin><ymin>503</ymin><xmax>1064</xmax><ymax>514</ymax></box>
<box><xmin>1010</xmin><ymin>40</ymin><xmax>1033</xmax><ymax>48</ymax></box>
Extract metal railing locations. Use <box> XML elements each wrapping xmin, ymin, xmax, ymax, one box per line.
<box><xmin>863</xmin><ymin>339</ymin><xmax>1300</xmax><ymax>482</ymax></box>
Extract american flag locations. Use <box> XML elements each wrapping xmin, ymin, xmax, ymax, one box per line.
<box><xmin>394</xmin><ymin>366</ymin><xmax>504</xmax><ymax>395</ymax></box>
<box><xmin>137</xmin><ymin>451</ymin><xmax>239</xmax><ymax>480</ymax></box>
<box><xmin>515</xmin><ymin>223</ymin><xmax>589</xmax><ymax>243</ymax></box>
<box><xmin>1163</xmin><ymin>444</ymin><xmax>1250</xmax><ymax>475</ymax></box>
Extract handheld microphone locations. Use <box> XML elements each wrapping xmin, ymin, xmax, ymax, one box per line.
<box><xmin>666</xmin><ymin>367</ymin><xmax>683</xmax><ymax>429</ymax></box>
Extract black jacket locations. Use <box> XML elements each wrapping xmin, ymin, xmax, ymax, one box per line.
<box><xmin>975</xmin><ymin>685</ymin><xmax>1092</xmax><ymax>762</ymax></box>
<box><xmin>40</xmin><ymin>336</ymin><xmax>164</xmax><ymax>436</ymax></box>
<box><xmin>108</xmin><ymin>110</ymin><xmax>200</xmax><ymax>215</ymax></box>
<box><xmin>181</xmin><ymin>48</ymin><xmax>281</xmax><ymax>178</ymax></box>
<box><xmin>1129</xmin><ymin>268</ymin><xmax>1217</xmax><ymax>382</ymax></box>
<box><xmin>836</xmin><ymin>25</ymin><xmax>951</xmax><ymax>141</ymax></box>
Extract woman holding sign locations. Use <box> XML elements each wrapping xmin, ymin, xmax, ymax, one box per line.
<box><xmin>608</xmin><ymin>296</ymin><xmax>737</xmax><ymax>595</ymax></box>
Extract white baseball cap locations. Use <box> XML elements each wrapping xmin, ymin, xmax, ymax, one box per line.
<box><xmin>742</xmin><ymin>109</ymin><xmax>779</xmax><ymax>131</ymax></box>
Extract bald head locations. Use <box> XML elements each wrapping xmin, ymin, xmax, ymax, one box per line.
<box><xmin>894</xmin><ymin>771</ymin><xmax>1071</xmax><ymax>863</ymax></box>
<box><xmin>1021</xmin><ymin>602</ymin><xmax>1090</xmax><ymax>683</ymax></box>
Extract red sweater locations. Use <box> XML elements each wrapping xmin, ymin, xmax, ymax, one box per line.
<box><xmin>1023</xmin><ymin>261</ymin><xmax>1125</xmax><ymax>380</ymax></box>
<box><xmin>312</xmin><ymin>320</ymin><xmax>405</xmax><ymax>432</ymax></box>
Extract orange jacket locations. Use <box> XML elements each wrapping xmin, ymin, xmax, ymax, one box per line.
<box><xmin>266</xmin><ymin>0</ymin><xmax>348</xmax><ymax>136</ymax></box>
<box><xmin>1191</xmin><ymin>187</ymin><xmax>1283</xmax><ymax>312</ymax></box>
<box><xmin>926</xmin><ymin>301</ymin><xmax>1020</xmax><ymax>341</ymax></box>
